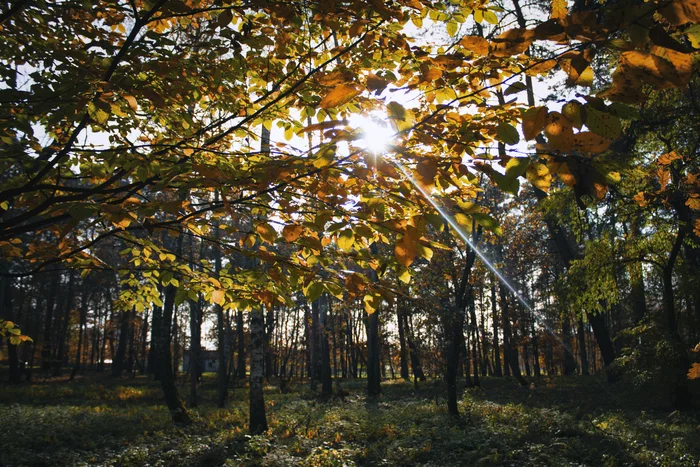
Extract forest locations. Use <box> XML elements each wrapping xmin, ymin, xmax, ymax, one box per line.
<box><xmin>0</xmin><ymin>0</ymin><xmax>699</xmax><ymax>465</ymax></box>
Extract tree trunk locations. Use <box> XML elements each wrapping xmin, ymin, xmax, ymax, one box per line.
<box><xmin>310</xmin><ymin>299</ymin><xmax>319</xmax><ymax>391</ymax></box>
<box><xmin>500</xmin><ymin>284</ymin><xmax>527</xmax><ymax>386</ymax></box>
<box><xmin>249</xmin><ymin>306</ymin><xmax>268</xmax><ymax>434</ymax></box>
<box><xmin>577</xmin><ymin>318</ymin><xmax>589</xmax><ymax>376</ymax></box>
<box><xmin>662</xmin><ymin>222</ymin><xmax>693</xmax><ymax>409</ymax></box>
<box><xmin>188</xmin><ymin>294</ymin><xmax>202</xmax><ymax>407</ymax></box>
<box><xmin>237</xmin><ymin>310</ymin><xmax>246</xmax><ymax>380</ymax></box>
<box><xmin>40</xmin><ymin>271</ymin><xmax>60</xmax><ymax>372</ymax></box>
<box><xmin>112</xmin><ymin>305</ymin><xmax>131</xmax><ymax>378</ymax></box>
<box><xmin>366</xmin><ymin>309</ymin><xmax>381</xmax><ymax>397</ymax></box>
<box><xmin>320</xmin><ymin>295</ymin><xmax>333</xmax><ymax>396</ymax></box>
<box><xmin>561</xmin><ymin>313</ymin><xmax>577</xmax><ymax>375</ymax></box>
<box><xmin>397</xmin><ymin>298</ymin><xmax>410</xmax><ymax>380</ymax></box>
<box><xmin>491</xmin><ymin>282</ymin><xmax>503</xmax><ymax>377</ymax></box>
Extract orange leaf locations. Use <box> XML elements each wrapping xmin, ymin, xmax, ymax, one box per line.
<box><xmin>490</xmin><ymin>28</ymin><xmax>534</xmax><ymax>57</ymax></box>
<box><xmin>522</xmin><ymin>106</ymin><xmax>547</xmax><ymax>140</ymax></box>
<box><xmin>211</xmin><ymin>290</ymin><xmax>225</xmax><ymax>305</ymax></box>
<box><xmin>544</xmin><ymin>111</ymin><xmax>574</xmax><ymax>151</ymax></box>
<box><xmin>460</xmin><ymin>36</ymin><xmax>489</xmax><ymax>56</ymax></box>
<box><xmin>688</xmin><ymin>362</ymin><xmax>700</xmax><ymax>380</ymax></box>
<box><xmin>416</xmin><ymin>159</ymin><xmax>438</xmax><ymax>186</ymax></box>
<box><xmin>659</xmin><ymin>0</ymin><xmax>700</xmax><ymax>25</ymax></box>
<box><xmin>572</xmin><ymin>132</ymin><xmax>612</xmax><ymax>153</ymax></box>
<box><xmin>282</xmin><ymin>224</ymin><xmax>303</xmax><ymax>242</ymax></box>
<box><xmin>319</xmin><ymin>83</ymin><xmax>361</xmax><ymax>109</ymax></box>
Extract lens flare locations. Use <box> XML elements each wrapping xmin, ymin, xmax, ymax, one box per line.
<box><xmin>389</xmin><ymin>160</ymin><xmax>569</xmax><ymax>350</ymax></box>
<box><xmin>350</xmin><ymin>115</ymin><xmax>395</xmax><ymax>154</ymax></box>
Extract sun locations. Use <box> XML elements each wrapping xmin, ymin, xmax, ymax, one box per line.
<box><xmin>350</xmin><ymin>114</ymin><xmax>395</xmax><ymax>154</ymax></box>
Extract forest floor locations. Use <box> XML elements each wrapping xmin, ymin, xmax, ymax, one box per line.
<box><xmin>0</xmin><ymin>372</ymin><xmax>698</xmax><ymax>467</ymax></box>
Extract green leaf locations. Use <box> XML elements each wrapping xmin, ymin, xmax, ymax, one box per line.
<box><xmin>304</xmin><ymin>281</ymin><xmax>324</xmax><ymax>302</ymax></box>
<box><xmin>471</xmin><ymin>212</ymin><xmax>502</xmax><ymax>235</ymax></box>
<box><xmin>505</xmin><ymin>157</ymin><xmax>529</xmax><ymax>178</ymax></box>
<box><xmin>585</xmin><ymin>106</ymin><xmax>621</xmax><ymax>139</ymax></box>
<box><xmin>497</xmin><ymin>122</ymin><xmax>520</xmax><ymax>145</ymax></box>
<box><xmin>483</xmin><ymin>10</ymin><xmax>499</xmax><ymax>25</ymax></box>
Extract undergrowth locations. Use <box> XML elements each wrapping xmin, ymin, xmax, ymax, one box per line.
<box><xmin>0</xmin><ymin>374</ymin><xmax>698</xmax><ymax>466</ymax></box>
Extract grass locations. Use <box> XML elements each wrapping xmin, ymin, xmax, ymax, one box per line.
<box><xmin>0</xmin><ymin>373</ymin><xmax>698</xmax><ymax>466</ymax></box>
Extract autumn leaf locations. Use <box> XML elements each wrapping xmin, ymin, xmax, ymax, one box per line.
<box><xmin>211</xmin><ymin>290</ymin><xmax>225</xmax><ymax>305</ymax></box>
<box><xmin>573</xmin><ymin>132</ymin><xmax>612</xmax><ymax>153</ymax></box>
<box><xmin>337</xmin><ymin>229</ymin><xmax>355</xmax><ymax>253</ymax></box>
<box><xmin>545</xmin><ymin>111</ymin><xmax>574</xmax><ymax>151</ymax></box>
<box><xmin>526</xmin><ymin>162</ymin><xmax>552</xmax><ymax>192</ymax></box>
<box><xmin>585</xmin><ymin>107</ymin><xmax>621</xmax><ymax>139</ymax></box>
<box><xmin>688</xmin><ymin>362</ymin><xmax>700</xmax><ymax>380</ymax></box>
<box><xmin>551</xmin><ymin>0</ymin><xmax>568</xmax><ymax>20</ymax></box>
<box><xmin>659</xmin><ymin>0</ymin><xmax>700</xmax><ymax>25</ymax></box>
<box><xmin>522</xmin><ymin>106</ymin><xmax>547</xmax><ymax>140</ymax></box>
<box><xmin>282</xmin><ymin>224</ymin><xmax>303</xmax><ymax>242</ymax></box>
<box><xmin>123</xmin><ymin>95</ymin><xmax>138</xmax><ymax>111</ymax></box>
<box><xmin>387</xmin><ymin>101</ymin><xmax>414</xmax><ymax>132</ymax></box>
<box><xmin>416</xmin><ymin>159</ymin><xmax>438</xmax><ymax>186</ymax></box>
<box><xmin>319</xmin><ymin>83</ymin><xmax>361</xmax><ymax>109</ymax></box>
<box><xmin>460</xmin><ymin>36</ymin><xmax>489</xmax><ymax>56</ymax></box>
<box><xmin>490</xmin><ymin>28</ymin><xmax>534</xmax><ymax>57</ymax></box>
<box><xmin>256</xmin><ymin>223</ymin><xmax>277</xmax><ymax>243</ymax></box>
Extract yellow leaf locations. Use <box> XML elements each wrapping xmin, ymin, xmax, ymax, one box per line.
<box><xmin>551</xmin><ymin>0</ymin><xmax>568</xmax><ymax>20</ymax></box>
<box><xmin>686</xmin><ymin>196</ymin><xmax>700</xmax><ymax>210</ymax></box>
<box><xmin>526</xmin><ymin>162</ymin><xmax>552</xmax><ymax>192</ymax></box>
<box><xmin>319</xmin><ymin>83</ymin><xmax>361</xmax><ymax>109</ymax></box>
<box><xmin>337</xmin><ymin>229</ymin><xmax>355</xmax><ymax>253</ymax></box>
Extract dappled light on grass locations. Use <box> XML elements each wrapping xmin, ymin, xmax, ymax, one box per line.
<box><xmin>1</xmin><ymin>375</ymin><xmax>697</xmax><ymax>466</ymax></box>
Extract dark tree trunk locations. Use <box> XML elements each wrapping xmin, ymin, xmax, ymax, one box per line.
<box><xmin>320</xmin><ymin>295</ymin><xmax>333</xmax><ymax>396</ymax></box>
<box><xmin>500</xmin><ymin>284</ymin><xmax>527</xmax><ymax>386</ymax></box>
<box><xmin>310</xmin><ymin>299</ymin><xmax>320</xmax><ymax>391</ymax></box>
<box><xmin>445</xmin><ymin>310</ymin><xmax>464</xmax><ymax>415</ymax></box>
<box><xmin>156</xmin><ymin>276</ymin><xmax>191</xmax><ymax>424</ymax></box>
<box><xmin>249</xmin><ymin>306</ymin><xmax>268</xmax><ymax>434</ymax></box>
<box><xmin>112</xmin><ymin>306</ymin><xmax>131</xmax><ymax>378</ymax></box>
<box><xmin>70</xmin><ymin>286</ymin><xmax>90</xmax><ymax>382</ymax></box>
<box><xmin>662</xmin><ymin>219</ymin><xmax>693</xmax><ymax>409</ymax></box>
<box><xmin>577</xmin><ymin>318</ymin><xmax>590</xmax><ymax>376</ymax></box>
<box><xmin>397</xmin><ymin>299</ymin><xmax>410</xmax><ymax>380</ymax></box>
<box><xmin>53</xmin><ymin>271</ymin><xmax>74</xmax><ymax>376</ymax></box>
<box><xmin>188</xmin><ymin>294</ymin><xmax>202</xmax><ymax>407</ymax></box>
<box><xmin>491</xmin><ymin>283</ymin><xmax>503</xmax><ymax>377</ymax></box>
<box><xmin>468</xmin><ymin>290</ymin><xmax>480</xmax><ymax>386</ymax></box>
<box><xmin>561</xmin><ymin>314</ymin><xmax>577</xmax><ymax>375</ymax></box>
<box><xmin>236</xmin><ymin>310</ymin><xmax>246</xmax><ymax>380</ymax></box>
<box><xmin>40</xmin><ymin>271</ymin><xmax>60</xmax><ymax>372</ymax></box>
<box><xmin>366</xmin><ymin>310</ymin><xmax>381</xmax><ymax>397</ymax></box>
<box><xmin>1</xmin><ymin>273</ymin><xmax>21</xmax><ymax>384</ymax></box>
<box><xmin>265</xmin><ymin>306</ymin><xmax>275</xmax><ymax>381</ymax></box>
